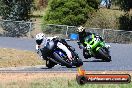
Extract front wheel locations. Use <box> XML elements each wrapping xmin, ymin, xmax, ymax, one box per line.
<box><xmin>75</xmin><ymin>59</ymin><xmax>83</xmax><ymax>67</ymax></box>
<box><xmin>70</xmin><ymin>49</ymin><xmax>83</xmax><ymax>67</ymax></box>
<box><xmin>83</xmin><ymin>49</ymin><xmax>91</xmax><ymax>59</ymax></box>
<box><xmin>98</xmin><ymin>48</ymin><xmax>111</xmax><ymax>62</ymax></box>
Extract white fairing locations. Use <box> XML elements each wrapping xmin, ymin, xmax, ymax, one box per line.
<box><xmin>57</xmin><ymin>42</ymin><xmax>72</xmax><ymax>60</ymax></box>
<box><xmin>35</xmin><ymin>34</ymin><xmax>72</xmax><ymax>60</ymax></box>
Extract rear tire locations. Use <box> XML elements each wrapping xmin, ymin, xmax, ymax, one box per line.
<box><xmin>46</xmin><ymin>60</ymin><xmax>56</xmax><ymax>68</ymax></box>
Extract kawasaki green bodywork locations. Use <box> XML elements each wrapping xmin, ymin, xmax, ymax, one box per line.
<box><xmin>84</xmin><ymin>34</ymin><xmax>105</xmax><ymax>54</ymax></box>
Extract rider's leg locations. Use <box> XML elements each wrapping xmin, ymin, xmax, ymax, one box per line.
<box><xmin>99</xmin><ymin>37</ymin><xmax>111</xmax><ymax>49</ymax></box>
<box><xmin>57</xmin><ymin>42</ymin><xmax>72</xmax><ymax>61</ymax></box>
<box><xmin>41</xmin><ymin>47</ymin><xmax>49</xmax><ymax>60</ymax></box>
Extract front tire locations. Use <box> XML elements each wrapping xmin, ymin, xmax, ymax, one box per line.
<box><xmin>98</xmin><ymin>48</ymin><xmax>111</xmax><ymax>62</ymax></box>
<box><xmin>83</xmin><ymin>49</ymin><xmax>91</xmax><ymax>59</ymax></box>
<box><xmin>75</xmin><ymin>59</ymin><xmax>83</xmax><ymax>67</ymax></box>
<box><xmin>70</xmin><ymin>49</ymin><xmax>83</xmax><ymax>67</ymax></box>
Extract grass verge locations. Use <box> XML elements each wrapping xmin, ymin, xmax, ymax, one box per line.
<box><xmin>0</xmin><ymin>48</ymin><xmax>45</xmax><ymax>67</ymax></box>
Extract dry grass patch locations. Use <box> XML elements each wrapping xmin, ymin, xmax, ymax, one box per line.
<box><xmin>0</xmin><ymin>72</ymin><xmax>132</xmax><ymax>88</ymax></box>
<box><xmin>85</xmin><ymin>8</ymin><xmax>125</xmax><ymax>29</ymax></box>
<box><xmin>0</xmin><ymin>73</ymin><xmax>76</xmax><ymax>82</ymax></box>
<box><xmin>0</xmin><ymin>48</ymin><xmax>45</xmax><ymax>67</ymax></box>
<box><xmin>0</xmin><ymin>71</ymin><xmax>132</xmax><ymax>82</ymax></box>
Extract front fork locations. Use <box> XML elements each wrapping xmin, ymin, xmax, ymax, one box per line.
<box><xmin>95</xmin><ymin>41</ymin><xmax>106</xmax><ymax>51</ymax></box>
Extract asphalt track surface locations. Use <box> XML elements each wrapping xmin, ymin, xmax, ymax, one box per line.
<box><xmin>0</xmin><ymin>37</ymin><xmax>132</xmax><ymax>71</ymax></box>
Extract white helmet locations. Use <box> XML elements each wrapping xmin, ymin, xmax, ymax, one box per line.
<box><xmin>35</xmin><ymin>33</ymin><xmax>45</xmax><ymax>45</ymax></box>
<box><xmin>77</xmin><ymin>26</ymin><xmax>85</xmax><ymax>32</ymax></box>
<box><xmin>36</xmin><ymin>33</ymin><xmax>45</xmax><ymax>40</ymax></box>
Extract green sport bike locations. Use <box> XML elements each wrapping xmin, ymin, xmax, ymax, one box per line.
<box><xmin>82</xmin><ymin>34</ymin><xmax>111</xmax><ymax>62</ymax></box>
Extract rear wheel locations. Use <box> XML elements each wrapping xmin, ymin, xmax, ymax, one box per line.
<box><xmin>46</xmin><ymin>60</ymin><xmax>56</xmax><ymax>68</ymax></box>
<box><xmin>98</xmin><ymin>48</ymin><xmax>111</xmax><ymax>62</ymax></box>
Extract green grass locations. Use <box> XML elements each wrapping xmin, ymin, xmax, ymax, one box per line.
<box><xmin>0</xmin><ymin>78</ymin><xmax>131</xmax><ymax>88</ymax></box>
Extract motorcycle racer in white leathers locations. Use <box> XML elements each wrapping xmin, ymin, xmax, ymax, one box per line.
<box><xmin>35</xmin><ymin>33</ymin><xmax>72</xmax><ymax>61</ymax></box>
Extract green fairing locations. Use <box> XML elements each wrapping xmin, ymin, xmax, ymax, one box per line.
<box><xmin>83</xmin><ymin>34</ymin><xmax>111</xmax><ymax>61</ymax></box>
<box><xmin>84</xmin><ymin>34</ymin><xmax>105</xmax><ymax>53</ymax></box>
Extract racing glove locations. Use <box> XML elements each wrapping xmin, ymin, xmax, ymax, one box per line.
<box><xmin>86</xmin><ymin>44</ymin><xmax>91</xmax><ymax>50</ymax></box>
<box><xmin>86</xmin><ymin>44</ymin><xmax>92</xmax><ymax>55</ymax></box>
<box><xmin>105</xmin><ymin>44</ymin><xmax>111</xmax><ymax>49</ymax></box>
<box><xmin>36</xmin><ymin>45</ymin><xmax>40</xmax><ymax>54</ymax></box>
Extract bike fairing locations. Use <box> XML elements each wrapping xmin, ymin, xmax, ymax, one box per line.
<box><xmin>35</xmin><ymin>34</ymin><xmax>72</xmax><ymax>61</ymax></box>
<box><xmin>46</xmin><ymin>39</ymin><xmax>83</xmax><ymax>68</ymax></box>
<box><xmin>84</xmin><ymin>34</ymin><xmax>105</xmax><ymax>52</ymax></box>
<box><xmin>83</xmin><ymin>33</ymin><xmax>111</xmax><ymax>61</ymax></box>
<box><xmin>35</xmin><ymin>33</ymin><xmax>83</xmax><ymax>68</ymax></box>
<box><xmin>77</xmin><ymin>26</ymin><xmax>111</xmax><ymax>61</ymax></box>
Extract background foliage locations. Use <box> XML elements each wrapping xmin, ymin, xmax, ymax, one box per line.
<box><xmin>43</xmin><ymin>0</ymin><xmax>100</xmax><ymax>26</ymax></box>
<box><xmin>112</xmin><ymin>0</ymin><xmax>132</xmax><ymax>31</ymax></box>
<box><xmin>0</xmin><ymin>0</ymin><xmax>34</xmax><ymax>21</ymax></box>
<box><xmin>0</xmin><ymin>0</ymin><xmax>34</xmax><ymax>37</ymax></box>
<box><xmin>112</xmin><ymin>0</ymin><xmax>132</xmax><ymax>12</ymax></box>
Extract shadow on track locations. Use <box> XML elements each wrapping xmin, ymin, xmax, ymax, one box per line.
<box><xmin>40</xmin><ymin>66</ymin><xmax>77</xmax><ymax>69</ymax></box>
<box><xmin>83</xmin><ymin>60</ymin><xmax>108</xmax><ymax>62</ymax></box>
<box><xmin>40</xmin><ymin>67</ymin><xmax>52</xmax><ymax>69</ymax></box>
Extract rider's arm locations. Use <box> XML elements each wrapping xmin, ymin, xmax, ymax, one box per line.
<box><xmin>93</xmin><ymin>33</ymin><xmax>104</xmax><ymax>42</ymax></box>
<box><xmin>36</xmin><ymin>44</ymin><xmax>40</xmax><ymax>54</ymax></box>
<box><xmin>36</xmin><ymin>44</ymin><xmax>39</xmax><ymax>50</ymax></box>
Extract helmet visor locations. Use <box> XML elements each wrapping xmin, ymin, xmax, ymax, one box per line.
<box><xmin>36</xmin><ymin>39</ymin><xmax>43</xmax><ymax>45</ymax></box>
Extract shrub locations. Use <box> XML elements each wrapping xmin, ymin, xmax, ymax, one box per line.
<box><xmin>0</xmin><ymin>0</ymin><xmax>34</xmax><ymax>21</ymax></box>
<box><xmin>119</xmin><ymin>14</ymin><xmax>132</xmax><ymax>31</ymax></box>
<box><xmin>0</xmin><ymin>0</ymin><xmax>34</xmax><ymax>37</ymax></box>
<box><xmin>43</xmin><ymin>0</ymin><xmax>100</xmax><ymax>26</ymax></box>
